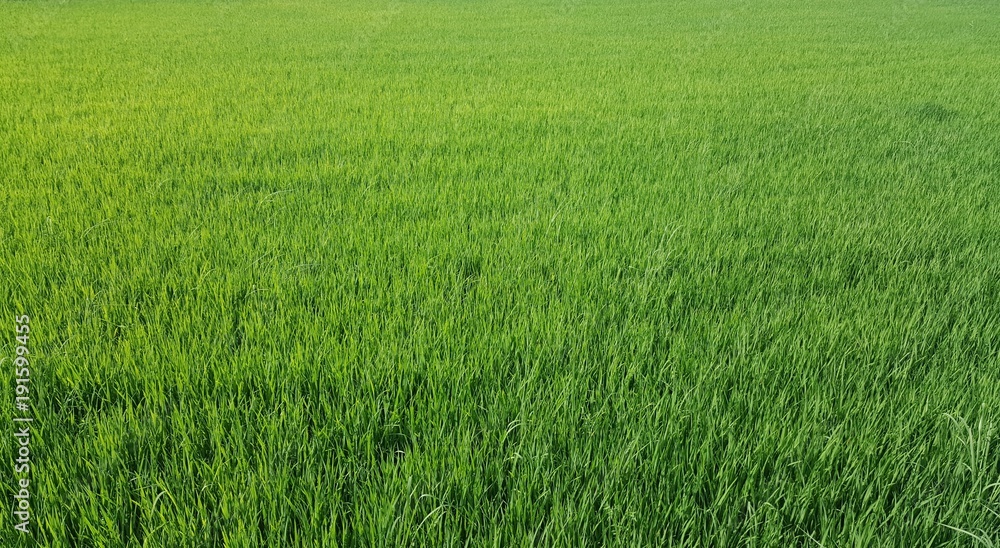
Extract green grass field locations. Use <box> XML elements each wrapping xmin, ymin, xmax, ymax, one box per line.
<box><xmin>3</xmin><ymin>0</ymin><xmax>1000</xmax><ymax>545</ymax></box>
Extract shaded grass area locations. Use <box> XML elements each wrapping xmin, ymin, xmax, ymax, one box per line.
<box><xmin>2</xmin><ymin>0</ymin><xmax>1000</xmax><ymax>544</ymax></box>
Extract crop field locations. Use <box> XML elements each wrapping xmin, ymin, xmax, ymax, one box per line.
<box><xmin>2</xmin><ymin>0</ymin><xmax>1000</xmax><ymax>545</ymax></box>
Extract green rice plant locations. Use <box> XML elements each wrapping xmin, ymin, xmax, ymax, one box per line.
<box><xmin>1</xmin><ymin>0</ymin><xmax>999</xmax><ymax>545</ymax></box>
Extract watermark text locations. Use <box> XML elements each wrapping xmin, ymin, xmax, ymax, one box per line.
<box><xmin>12</xmin><ymin>315</ymin><xmax>32</xmax><ymax>535</ymax></box>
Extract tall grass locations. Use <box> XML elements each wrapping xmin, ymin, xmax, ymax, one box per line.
<box><xmin>2</xmin><ymin>0</ymin><xmax>1000</xmax><ymax>545</ymax></box>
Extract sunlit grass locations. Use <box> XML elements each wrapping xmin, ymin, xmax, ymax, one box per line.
<box><xmin>2</xmin><ymin>0</ymin><xmax>1000</xmax><ymax>545</ymax></box>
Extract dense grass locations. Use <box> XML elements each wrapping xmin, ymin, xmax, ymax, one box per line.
<box><xmin>3</xmin><ymin>0</ymin><xmax>1000</xmax><ymax>545</ymax></box>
